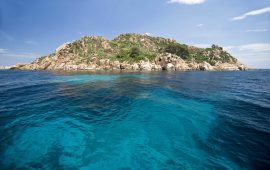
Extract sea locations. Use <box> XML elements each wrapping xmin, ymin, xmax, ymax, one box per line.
<box><xmin>0</xmin><ymin>70</ymin><xmax>269</xmax><ymax>170</ymax></box>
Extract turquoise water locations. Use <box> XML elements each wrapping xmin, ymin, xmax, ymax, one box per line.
<box><xmin>0</xmin><ymin>70</ymin><xmax>269</xmax><ymax>169</ymax></box>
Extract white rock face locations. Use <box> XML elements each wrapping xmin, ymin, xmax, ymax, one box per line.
<box><xmin>166</xmin><ymin>63</ymin><xmax>175</xmax><ymax>70</ymax></box>
<box><xmin>112</xmin><ymin>61</ymin><xmax>120</xmax><ymax>69</ymax></box>
<box><xmin>152</xmin><ymin>64</ymin><xmax>162</xmax><ymax>70</ymax></box>
<box><xmin>55</xmin><ymin>42</ymin><xmax>70</xmax><ymax>53</ymax></box>
<box><xmin>238</xmin><ymin>64</ymin><xmax>247</xmax><ymax>71</ymax></box>
<box><xmin>139</xmin><ymin>61</ymin><xmax>152</xmax><ymax>70</ymax></box>
<box><xmin>132</xmin><ymin>63</ymin><xmax>139</xmax><ymax>70</ymax></box>
<box><xmin>199</xmin><ymin>62</ymin><xmax>214</xmax><ymax>71</ymax></box>
<box><xmin>215</xmin><ymin>63</ymin><xmax>240</xmax><ymax>71</ymax></box>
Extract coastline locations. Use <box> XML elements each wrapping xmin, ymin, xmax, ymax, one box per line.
<box><xmin>7</xmin><ymin>34</ymin><xmax>250</xmax><ymax>72</ymax></box>
<box><xmin>9</xmin><ymin>54</ymin><xmax>248</xmax><ymax>71</ymax></box>
<box><xmin>6</xmin><ymin>68</ymin><xmax>253</xmax><ymax>74</ymax></box>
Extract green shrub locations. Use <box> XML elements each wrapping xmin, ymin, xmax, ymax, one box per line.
<box><xmin>116</xmin><ymin>48</ymin><xmax>130</xmax><ymax>59</ymax></box>
<box><xmin>164</xmin><ymin>43</ymin><xmax>189</xmax><ymax>59</ymax></box>
<box><xmin>145</xmin><ymin>53</ymin><xmax>157</xmax><ymax>61</ymax></box>
<box><xmin>129</xmin><ymin>47</ymin><xmax>140</xmax><ymax>58</ymax></box>
<box><xmin>209</xmin><ymin>60</ymin><xmax>216</xmax><ymax>66</ymax></box>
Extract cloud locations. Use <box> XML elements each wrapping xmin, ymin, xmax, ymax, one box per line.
<box><xmin>232</xmin><ymin>6</ymin><xmax>270</xmax><ymax>20</ymax></box>
<box><xmin>144</xmin><ymin>32</ymin><xmax>151</xmax><ymax>36</ymax></box>
<box><xmin>196</xmin><ymin>24</ymin><xmax>204</xmax><ymax>27</ymax></box>
<box><xmin>2</xmin><ymin>52</ymin><xmax>38</xmax><ymax>58</ymax></box>
<box><xmin>0</xmin><ymin>48</ymin><xmax>39</xmax><ymax>65</ymax></box>
<box><xmin>190</xmin><ymin>43</ymin><xmax>270</xmax><ymax>68</ymax></box>
<box><xmin>0</xmin><ymin>48</ymin><xmax>8</xmax><ymax>53</ymax></box>
<box><xmin>167</xmin><ymin>0</ymin><xmax>205</xmax><ymax>5</ymax></box>
<box><xmin>224</xmin><ymin>43</ymin><xmax>270</xmax><ymax>68</ymax></box>
<box><xmin>0</xmin><ymin>49</ymin><xmax>38</xmax><ymax>59</ymax></box>
<box><xmin>238</xmin><ymin>43</ymin><xmax>270</xmax><ymax>52</ymax></box>
<box><xmin>192</xmin><ymin>43</ymin><xmax>210</xmax><ymax>48</ymax></box>
<box><xmin>192</xmin><ymin>43</ymin><xmax>270</xmax><ymax>53</ymax></box>
<box><xmin>225</xmin><ymin>43</ymin><xmax>270</xmax><ymax>52</ymax></box>
<box><xmin>25</xmin><ymin>40</ymin><xmax>38</xmax><ymax>45</ymax></box>
<box><xmin>223</xmin><ymin>46</ymin><xmax>235</xmax><ymax>51</ymax></box>
<box><xmin>245</xmin><ymin>29</ymin><xmax>268</xmax><ymax>33</ymax></box>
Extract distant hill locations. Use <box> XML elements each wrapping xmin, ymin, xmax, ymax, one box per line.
<box><xmin>12</xmin><ymin>33</ymin><xmax>248</xmax><ymax>71</ymax></box>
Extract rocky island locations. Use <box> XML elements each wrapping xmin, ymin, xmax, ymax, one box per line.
<box><xmin>12</xmin><ymin>33</ymin><xmax>248</xmax><ymax>71</ymax></box>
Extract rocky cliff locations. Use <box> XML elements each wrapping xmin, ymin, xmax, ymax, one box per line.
<box><xmin>12</xmin><ymin>33</ymin><xmax>248</xmax><ymax>71</ymax></box>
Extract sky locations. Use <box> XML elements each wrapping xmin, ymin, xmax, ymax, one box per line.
<box><xmin>0</xmin><ymin>0</ymin><xmax>270</xmax><ymax>68</ymax></box>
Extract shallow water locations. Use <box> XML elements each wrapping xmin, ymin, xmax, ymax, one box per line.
<box><xmin>0</xmin><ymin>70</ymin><xmax>269</xmax><ymax>169</ymax></box>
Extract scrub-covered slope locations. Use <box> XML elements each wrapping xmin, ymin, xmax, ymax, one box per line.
<box><xmin>13</xmin><ymin>33</ymin><xmax>248</xmax><ymax>71</ymax></box>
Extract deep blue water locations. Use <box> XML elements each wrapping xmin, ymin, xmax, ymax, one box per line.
<box><xmin>0</xmin><ymin>70</ymin><xmax>269</xmax><ymax>170</ymax></box>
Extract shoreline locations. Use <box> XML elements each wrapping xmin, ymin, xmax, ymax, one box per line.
<box><xmin>9</xmin><ymin>57</ymin><xmax>249</xmax><ymax>72</ymax></box>
<box><xmin>5</xmin><ymin>67</ymin><xmax>255</xmax><ymax>73</ymax></box>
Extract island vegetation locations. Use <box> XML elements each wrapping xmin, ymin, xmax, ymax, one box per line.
<box><xmin>12</xmin><ymin>33</ymin><xmax>248</xmax><ymax>71</ymax></box>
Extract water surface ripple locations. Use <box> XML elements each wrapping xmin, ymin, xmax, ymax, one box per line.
<box><xmin>0</xmin><ymin>70</ymin><xmax>269</xmax><ymax>169</ymax></box>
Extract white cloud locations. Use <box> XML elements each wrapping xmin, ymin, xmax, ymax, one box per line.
<box><xmin>190</xmin><ymin>43</ymin><xmax>270</xmax><ymax>68</ymax></box>
<box><xmin>0</xmin><ymin>51</ymin><xmax>39</xmax><ymax>65</ymax></box>
<box><xmin>3</xmin><ymin>53</ymin><xmax>38</xmax><ymax>58</ymax></box>
<box><xmin>245</xmin><ymin>29</ymin><xmax>268</xmax><ymax>33</ymax></box>
<box><xmin>192</xmin><ymin>43</ymin><xmax>210</xmax><ymax>48</ymax></box>
<box><xmin>224</xmin><ymin>43</ymin><xmax>270</xmax><ymax>68</ymax></box>
<box><xmin>25</xmin><ymin>40</ymin><xmax>38</xmax><ymax>45</ymax></box>
<box><xmin>196</xmin><ymin>24</ymin><xmax>204</xmax><ymax>27</ymax></box>
<box><xmin>0</xmin><ymin>48</ymin><xmax>8</xmax><ymax>53</ymax></box>
<box><xmin>238</xmin><ymin>43</ymin><xmax>270</xmax><ymax>52</ymax></box>
<box><xmin>167</xmin><ymin>0</ymin><xmax>205</xmax><ymax>5</ymax></box>
<box><xmin>0</xmin><ymin>49</ymin><xmax>38</xmax><ymax>59</ymax></box>
<box><xmin>192</xmin><ymin>43</ymin><xmax>270</xmax><ymax>53</ymax></box>
<box><xmin>223</xmin><ymin>46</ymin><xmax>235</xmax><ymax>51</ymax></box>
<box><xmin>144</xmin><ymin>32</ymin><xmax>151</xmax><ymax>36</ymax></box>
<box><xmin>224</xmin><ymin>43</ymin><xmax>270</xmax><ymax>52</ymax></box>
<box><xmin>232</xmin><ymin>6</ymin><xmax>270</xmax><ymax>20</ymax></box>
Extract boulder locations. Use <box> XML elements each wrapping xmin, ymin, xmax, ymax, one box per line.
<box><xmin>172</xmin><ymin>58</ymin><xmax>189</xmax><ymax>70</ymax></box>
<box><xmin>188</xmin><ymin>62</ymin><xmax>200</xmax><ymax>70</ymax></box>
<box><xmin>77</xmin><ymin>64</ymin><xmax>88</xmax><ymax>70</ymax></box>
<box><xmin>152</xmin><ymin>64</ymin><xmax>162</xmax><ymax>70</ymax></box>
<box><xmin>132</xmin><ymin>63</ymin><xmax>140</xmax><ymax>70</ymax></box>
<box><xmin>199</xmin><ymin>62</ymin><xmax>214</xmax><ymax>71</ymax></box>
<box><xmin>85</xmin><ymin>64</ymin><xmax>97</xmax><ymax>70</ymax></box>
<box><xmin>111</xmin><ymin>61</ymin><xmax>120</xmax><ymax>69</ymax></box>
<box><xmin>120</xmin><ymin>62</ymin><xmax>132</xmax><ymax>70</ymax></box>
<box><xmin>238</xmin><ymin>65</ymin><xmax>247</xmax><ymax>71</ymax></box>
<box><xmin>55</xmin><ymin>42</ymin><xmax>70</xmax><ymax>53</ymax></box>
<box><xmin>215</xmin><ymin>63</ymin><xmax>239</xmax><ymax>71</ymax></box>
<box><xmin>139</xmin><ymin>61</ymin><xmax>152</xmax><ymax>70</ymax></box>
<box><xmin>166</xmin><ymin>63</ymin><xmax>175</xmax><ymax>70</ymax></box>
<box><xmin>98</xmin><ymin>59</ymin><xmax>105</xmax><ymax>66</ymax></box>
<box><xmin>101</xmin><ymin>41</ymin><xmax>112</xmax><ymax>53</ymax></box>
